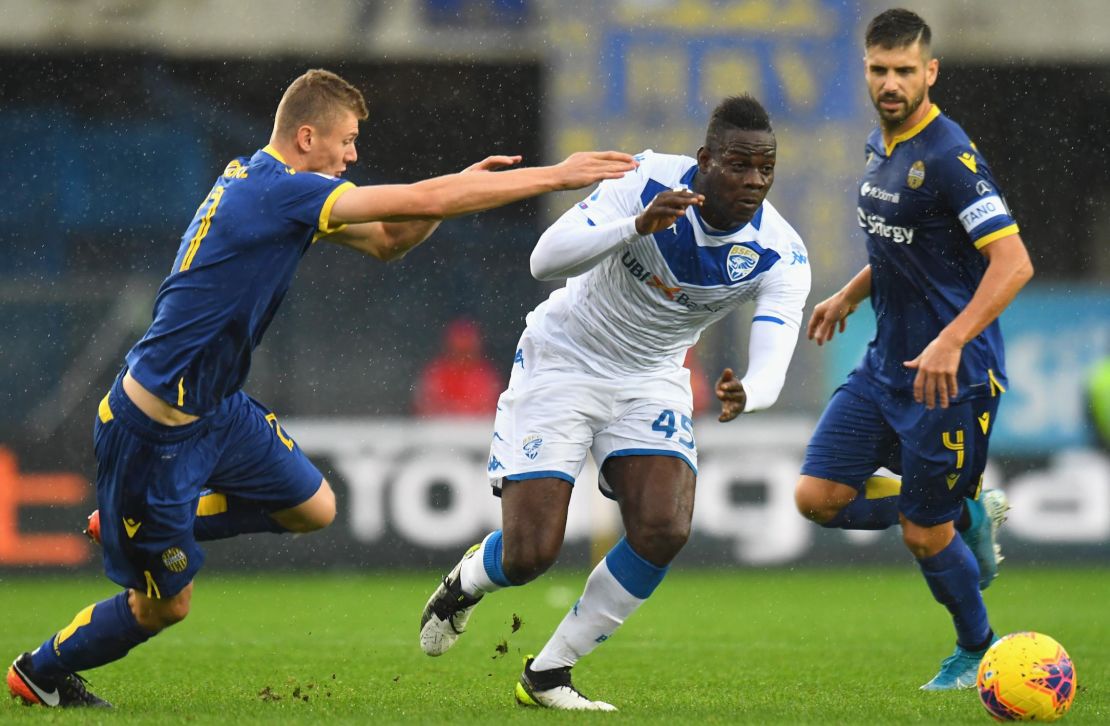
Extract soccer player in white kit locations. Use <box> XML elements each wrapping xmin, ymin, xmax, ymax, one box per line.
<box><xmin>419</xmin><ymin>95</ymin><xmax>811</xmax><ymax>710</ymax></box>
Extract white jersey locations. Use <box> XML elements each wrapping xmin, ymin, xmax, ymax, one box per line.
<box><xmin>526</xmin><ymin>149</ymin><xmax>811</xmax><ymax>388</ymax></box>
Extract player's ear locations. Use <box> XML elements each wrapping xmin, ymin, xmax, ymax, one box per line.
<box><xmin>296</xmin><ymin>125</ymin><xmax>314</xmax><ymax>153</ymax></box>
<box><xmin>696</xmin><ymin>145</ymin><xmax>710</xmax><ymax>171</ymax></box>
<box><xmin>925</xmin><ymin>57</ymin><xmax>939</xmax><ymax>88</ymax></box>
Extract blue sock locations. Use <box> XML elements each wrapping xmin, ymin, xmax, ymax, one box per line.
<box><xmin>917</xmin><ymin>536</ymin><xmax>992</xmax><ymax>650</ymax></box>
<box><xmin>193</xmin><ymin>490</ymin><xmax>287</xmax><ymax>541</ymax></box>
<box><xmin>482</xmin><ymin>530</ymin><xmax>511</xmax><ymax>588</ymax></box>
<box><xmin>822</xmin><ymin>476</ymin><xmax>901</xmax><ymax>530</ymax></box>
<box><xmin>459</xmin><ymin>530</ymin><xmax>511</xmax><ymax>595</ymax></box>
<box><xmin>604</xmin><ymin>537</ymin><xmax>668</xmax><ymax>598</ymax></box>
<box><xmin>29</xmin><ymin>592</ymin><xmax>152</xmax><ymax>676</ymax></box>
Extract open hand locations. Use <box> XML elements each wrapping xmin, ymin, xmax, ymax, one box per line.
<box><xmin>555</xmin><ymin>151</ymin><xmax>638</xmax><ymax>190</ymax></box>
<box><xmin>636</xmin><ymin>190</ymin><xmax>704</xmax><ymax>235</ymax></box>
<box><xmin>807</xmin><ymin>291</ymin><xmax>859</xmax><ymax>345</ymax></box>
<box><xmin>715</xmin><ymin>367</ymin><xmax>747</xmax><ymax>422</ymax></box>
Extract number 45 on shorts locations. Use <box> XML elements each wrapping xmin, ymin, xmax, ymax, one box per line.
<box><xmin>651</xmin><ymin>410</ymin><xmax>695</xmax><ymax>449</ymax></box>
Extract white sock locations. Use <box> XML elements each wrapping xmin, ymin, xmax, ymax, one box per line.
<box><xmin>459</xmin><ymin>530</ymin><xmax>510</xmax><ymax>597</ymax></box>
<box><xmin>531</xmin><ymin>558</ymin><xmax>646</xmax><ymax>671</ymax></box>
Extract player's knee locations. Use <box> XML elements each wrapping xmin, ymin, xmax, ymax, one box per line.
<box><xmin>281</xmin><ymin>480</ymin><xmax>337</xmax><ymax>533</ymax></box>
<box><xmin>502</xmin><ymin>539</ymin><xmax>560</xmax><ymax>585</ymax></box>
<box><xmin>306</xmin><ymin>479</ymin><xmax>337</xmax><ymax>529</ymax></box>
<box><xmin>627</xmin><ymin>519</ymin><xmax>690</xmax><ymax>565</ymax></box>
<box><xmin>794</xmin><ymin>478</ymin><xmax>843</xmax><ymax>524</ymax></box>
<box><xmin>901</xmin><ymin>530</ymin><xmax>934</xmax><ymax>559</ymax></box>
<box><xmin>130</xmin><ymin>583</ymin><xmax>193</xmax><ymax>631</ymax></box>
<box><xmin>901</xmin><ymin>522</ymin><xmax>951</xmax><ymax>559</ymax></box>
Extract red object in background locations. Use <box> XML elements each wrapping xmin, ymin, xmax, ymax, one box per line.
<box><xmin>0</xmin><ymin>447</ymin><xmax>91</xmax><ymax>566</ymax></box>
<box><xmin>685</xmin><ymin>348</ymin><xmax>710</xmax><ymax>416</ymax></box>
<box><xmin>413</xmin><ymin>318</ymin><xmax>504</xmax><ymax>416</ymax></box>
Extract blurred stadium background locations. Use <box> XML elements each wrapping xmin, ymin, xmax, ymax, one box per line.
<box><xmin>1</xmin><ymin>0</ymin><xmax>1108</xmax><ymax>581</ymax></box>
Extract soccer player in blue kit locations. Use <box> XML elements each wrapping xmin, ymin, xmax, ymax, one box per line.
<box><xmin>5</xmin><ymin>69</ymin><xmax>636</xmax><ymax>708</ymax></box>
<box><xmin>794</xmin><ymin>9</ymin><xmax>1034</xmax><ymax>690</ymax></box>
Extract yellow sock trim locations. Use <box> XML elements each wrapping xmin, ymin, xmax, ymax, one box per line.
<box><xmin>864</xmin><ymin>475</ymin><xmax>901</xmax><ymax>500</ymax></box>
<box><xmin>53</xmin><ymin>603</ymin><xmax>95</xmax><ymax>653</ymax></box>
<box><xmin>196</xmin><ymin>492</ymin><xmax>229</xmax><ymax>516</ymax></box>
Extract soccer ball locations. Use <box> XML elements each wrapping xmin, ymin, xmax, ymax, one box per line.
<box><xmin>977</xmin><ymin>632</ymin><xmax>1076</xmax><ymax>721</ymax></box>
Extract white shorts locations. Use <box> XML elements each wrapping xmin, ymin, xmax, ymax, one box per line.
<box><xmin>487</xmin><ymin>331</ymin><xmax>697</xmax><ymax>499</ymax></box>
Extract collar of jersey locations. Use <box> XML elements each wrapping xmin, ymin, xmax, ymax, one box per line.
<box><xmin>883</xmin><ymin>104</ymin><xmax>941</xmax><ymax>157</ymax></box>
<box><xmin>682</xmin><ymin>165</ymin><xmax>764</xmax><ymax>237</ymax></box>
<box><xmin>261</xmin><ymin>144</ymin><xmax>289</xmax><ymax>165</ymax></box>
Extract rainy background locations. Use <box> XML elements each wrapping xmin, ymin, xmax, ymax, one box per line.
<box><xmin>1</xmin><ymin>0</ymin><xmax>1108</xmax><ymax>572</ymax></box>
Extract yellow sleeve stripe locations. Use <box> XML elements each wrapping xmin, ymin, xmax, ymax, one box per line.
<box><xmin>98</xmin><ymin>394</ymin><xmax>114</xmax><ymax>423</ymax></box>
<box><xmin>973</xmin><ymin>223</ymin><xmax>1019</xmax><ymax>250</ymax></box>
<box><xmin>318</xmin><ymin>181</ymin><xmax>355</xmax><ymax>235</ymax></box>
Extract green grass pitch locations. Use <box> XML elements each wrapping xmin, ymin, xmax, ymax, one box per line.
<box><xmin>1</xmin><ymin>567</ymin><xmax>1105</xmax><ymax>723</ymax></box>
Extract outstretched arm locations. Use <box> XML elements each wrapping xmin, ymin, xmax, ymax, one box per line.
<box><xmin>530</xmin><ymin>189</ymin><xmax>703</xmax><ymax>280</ymax></box>
<box><xmin>322</xmin><ymin>155</ymin><xmax>523</xmax><ymax>261</ymax></box>
<box><xmin>329</xmin><ymin>151</ymin><xmax>637</xmax><ymax>226</ymax></box>
<box><xmin>904</xmin><ymin>233</ymin><xmax>1033</xmax><ymax>408</ymax></box>
<box><xmin>807</xmin><ymin>265</ymin><xmax>871</xmax><ymax>345</ymax></box>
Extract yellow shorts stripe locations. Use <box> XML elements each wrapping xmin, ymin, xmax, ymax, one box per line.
<box><xmin>98</xmin><ymin>394</ymin><xmax>114</xmax><ymax>423</ymax></box>
<box><xmin>988</xmin><ymin>368</ymin><xmax>1007</xmax><ymax>397</ymax></box>
<box><xmin>144</xmin><ymin>570</ymin><xmax>162</xmax><ymax>599</ymax></box>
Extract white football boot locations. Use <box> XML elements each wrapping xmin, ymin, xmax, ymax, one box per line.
<box><xmin>514</xmin><ymin>656</ymin><xmax>616</xmax><ymax>711</ymax></box>
<box><xmin>419</xmin><ymin>544</ymin><xmax>483</xmax><ymax>656</ymax></box>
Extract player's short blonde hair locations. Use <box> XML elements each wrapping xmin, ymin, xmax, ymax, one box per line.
<box><xmin>274</xmin><ymin>69</ymin><xmax>369</xmax><ymax>137</ymax></box>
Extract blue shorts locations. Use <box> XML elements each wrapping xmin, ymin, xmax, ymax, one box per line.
<box><xmin>93</xmin><ymin>371</ymin><xmax>323</xmax><ymax>598</ymax></box>
<box><xmin>801</xmin><ymin>371</ymin><xmax>1000</xmax><ymax>526</ymax></box>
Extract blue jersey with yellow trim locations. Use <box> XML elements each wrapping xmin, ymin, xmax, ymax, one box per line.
<box><xmin>125</xmin><ymin>146</ymin><xmax>352</xmax><ymax>415</ymax></box>
<box><xmin>856</xmin><ymin>106</ymin><xmax>1018</xmax><ymax>399</ymax></box>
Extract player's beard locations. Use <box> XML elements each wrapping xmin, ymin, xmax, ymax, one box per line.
<box><xmin>873</xmin><ymin>88</ymin><xmax>924</xmax><ymax>130</ymax></box>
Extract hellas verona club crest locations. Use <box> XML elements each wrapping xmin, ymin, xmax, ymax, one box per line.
<box><xmin>726</xmin><ymin>245</ymin><xmax>759</xmax><ymax>281</ymax></box>
<box><xmin>907</xmin><ymin>160</ymin><xmax>926</xmax><ymax>189</ymax></box>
